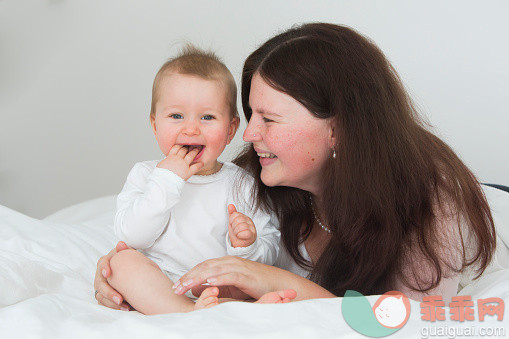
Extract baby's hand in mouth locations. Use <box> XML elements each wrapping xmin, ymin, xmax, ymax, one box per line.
<box><xmin>156</xmin><ymin>145</ymin><xmax>204</xmax><ymax>180</ymax></box>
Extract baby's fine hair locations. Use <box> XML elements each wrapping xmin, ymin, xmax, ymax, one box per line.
<box><xmin>150</xmin><ymin>44</ymin><xmax>238</xmax><ymax>118</ymax></box>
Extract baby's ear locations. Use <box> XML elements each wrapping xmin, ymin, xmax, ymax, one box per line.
<box><xmin>150</xmin><ymin>115</ymin><xmax>157</xmax><ymax>136</ymax></box>
<box><xmin>227</xmin><ymin>117</ymin><xmax>240</xmax><ymax>144</ymax></box>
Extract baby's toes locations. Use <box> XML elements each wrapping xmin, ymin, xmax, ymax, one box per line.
<box><xmin>201</xmin><ymin>286</ymin><xmax>220</xmax><ymax>298</ymax></box>
<box><xmin>194</xmin><ymin>287</ymin><xmax>219</xmax><ymax>310</ymax></box>
<box><xmin>256</xmin><ymin>289</ymin><xmax>297</xmax><ymax>304</ymax></box>
<box><xmin>280</xmin><ymin>289</ymin><xmax>297</xmax><ymax>300</ymax></box>
<box><xmin>256</xmin><ymin>292</ymin><xmax>283</xmax><ymax>304</ymax></box>
<box><xmin>194</xmin><ymin>295</ymin><xmax>219</xmax><ymax>310</ymax></box>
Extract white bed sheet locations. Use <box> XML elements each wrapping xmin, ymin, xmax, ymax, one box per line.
<box><xmin>1</xmin><ymin>187</ymin><xmax>508</xmax><ymax>338</ymax></box>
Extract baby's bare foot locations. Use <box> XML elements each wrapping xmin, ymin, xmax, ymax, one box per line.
<box><xmin>256</xmin><ymin>289</ymin><xmax>297</xmax><ymax>304</ymax></box>
<box><xmin>194</xmin><ymin>287</ymin><xmax>220</xmax><ymax>310</ymax></box>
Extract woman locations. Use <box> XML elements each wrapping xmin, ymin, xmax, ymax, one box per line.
<box><xmin>95</xmin><ymin>23</ymin><xmax>495</xmax><ymax>310</ymax></box>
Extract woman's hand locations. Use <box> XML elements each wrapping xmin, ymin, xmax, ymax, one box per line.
<box><xmin>173</xmin><ymin>256</ymin><xmax>282</xmax><ymax>300</ymax></box>
<box><xmin>94</xmin><ymin>241</ymin><xmax>132</xmax><ymax>311</ymax></box>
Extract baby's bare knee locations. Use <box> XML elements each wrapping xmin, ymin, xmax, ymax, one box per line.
<box><xmin>108</xmin><ymin>249</ymin><xmax>147</xmax><ymax>286</ymax></box>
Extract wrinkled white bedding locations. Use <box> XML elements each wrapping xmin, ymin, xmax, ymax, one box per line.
<box><xmin>0</xmin><ymin>187</ymin><xmax>508</xmax><ymax>338</ymax></box>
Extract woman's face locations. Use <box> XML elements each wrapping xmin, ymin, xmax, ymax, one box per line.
<box><xmin>243</xmin><ymin>74</ymin><xmax>334</xmax><ymax>194</ymax></box>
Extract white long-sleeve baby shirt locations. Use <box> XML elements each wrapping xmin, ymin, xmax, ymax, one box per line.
<box><xmin>114</xmin><ymin>160</ymin><xmax>280</xmax><ymax>279</ymax></box>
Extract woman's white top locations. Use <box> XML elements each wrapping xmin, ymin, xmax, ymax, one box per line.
<box><xmin>275</xmin><ymin>241</ymin><xmax>312</xmax><ymax>278</ymax></box>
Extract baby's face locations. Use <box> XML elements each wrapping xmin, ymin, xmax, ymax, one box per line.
<box><xmin>151</xmin><ymin>73</ymin><xmax>238</xmax><ymax>175</ymax></box>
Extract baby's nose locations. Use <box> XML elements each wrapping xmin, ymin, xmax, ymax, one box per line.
<box><xmin>183</xmin><ymin>121</ymin><xmax>200</xmax><ymax>135</ymax></box>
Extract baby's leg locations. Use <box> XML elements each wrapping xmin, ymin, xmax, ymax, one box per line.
<box><xmin>107</xmin><ymin>249</ymin><xmax>195</xmax><ymax>315</ymax></box>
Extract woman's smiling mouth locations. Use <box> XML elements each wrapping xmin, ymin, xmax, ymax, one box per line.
<box><xmin>257</xmin><ymin>152</ymin><xmax>276</xmax><ymax>158</ymax></box>
<box><xmin>254</xmin><ymin>149</ymin><xmax>277</xmax><ymax>166</ymax></box>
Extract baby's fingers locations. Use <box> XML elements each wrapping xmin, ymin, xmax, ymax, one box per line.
<box><xmin>176</xmin><ymin>146</ymin><xmax>189</xmax><ymax>157</ymax></box>
<box><xmin>184</xmin><ymin>147</ymin><xmax>200</xmax><ymax>163</ymax></box>
<box><xmin>228</xmin><ymin>204</ymin><xmax>237</xmax><ymax>215</ymax></box>
<box><xmin>236</xmin><ymin>229</ymin><xmax>254</xmax><ymax>240</ymax></box>
<box><xmin>229</xmin><ymin>212</ymin><xmax>251</xmax><ymax>227</ymax></box>
<box><xmin>169</xmin><ymin>145</ymin><xmax>184</xmax><ymax>155</ymax></box>
<box><xmin>234</xmin><ymin>223</ymin><xmax>255</xmax><ymax>239</ymax></box>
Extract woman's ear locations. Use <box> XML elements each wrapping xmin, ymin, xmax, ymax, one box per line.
<box><xmin>150</xmin><ymin>115</ymin><xmax>157</xmax><ymax>136</ymax></box>
<box><xmin>328</xmin><ymin>120</ymin><xmax>337</xmax><ymax>149</ymax></box>
<box><xmin>227</xmin><ymin>117</ymin><xmax>240</xmax><ymax>144</ymax></box>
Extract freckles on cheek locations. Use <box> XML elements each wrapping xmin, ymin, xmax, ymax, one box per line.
<box><xmin>292</xmin><ymin>130</ymin><xmax>326</xmax><ymax>166</ymax></box>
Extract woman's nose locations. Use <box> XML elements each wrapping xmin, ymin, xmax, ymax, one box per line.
<box><xmin>243</xmin><ymin>118</ymin><xmax>261</xmax><ymax>142</ymax></box>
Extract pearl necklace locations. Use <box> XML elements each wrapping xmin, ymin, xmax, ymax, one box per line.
<box><xmin>309</xmin><ymin>196</ymin><xmax>332</xmax><ymax>234</ymax></box>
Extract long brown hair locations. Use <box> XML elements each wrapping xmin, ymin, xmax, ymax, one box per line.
<box><xmin>234</xmin><ymin>23</ymin><xmax>496</xmax><ymax>296</ymax></box>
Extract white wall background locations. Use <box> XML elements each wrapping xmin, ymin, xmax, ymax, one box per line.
<box><xmin>1</xmin><ymin>0</ymin><xmax>508</xmax><ymax>218</ymax></box>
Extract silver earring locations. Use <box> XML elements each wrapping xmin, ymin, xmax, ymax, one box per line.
<box><xmin>332</xmin><ymin>149</ymin><xmax>336</xmax><ymax>159</ymax></box>
<box><xmin>253</xmin><ymin>133</ymin><xmax>257</xmax><ymax>137</ymax></box>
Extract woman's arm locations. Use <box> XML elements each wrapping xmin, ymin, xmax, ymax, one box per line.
<box><xmin>173</xmin><ymin>256</ymin><xmax>335</xmax><ymax>301</ymax></box>
<box><xmin>94</xmin><ymin>242</ymin><xmax>132</xmax><ymax>310</ymax></box>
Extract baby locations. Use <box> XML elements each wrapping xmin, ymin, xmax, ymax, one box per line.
<box><xmin>108</xmin><ymin>45</ymin><xmax>293</xmax><ymax>314</ymax></box>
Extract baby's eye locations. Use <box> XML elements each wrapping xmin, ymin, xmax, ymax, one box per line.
<box><xmin>169</xmin><ymin>113</ymin><xmax>183</xmax><ymax>119</ymax></box>
<box><xmin>202</xmin><ymin>115</ymin><xmax>215</xmax><ymax>121</ymax></box>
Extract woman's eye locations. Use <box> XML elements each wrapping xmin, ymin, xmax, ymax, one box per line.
<box><xmin>169</xmin><ymin>113</ymin><xmax>183</xmax><ymax>119</ymax></box>
<box><xmin>202</xmin><ymin>115</ymin><xmax>215</xmax><ymax>121</ymax></box>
